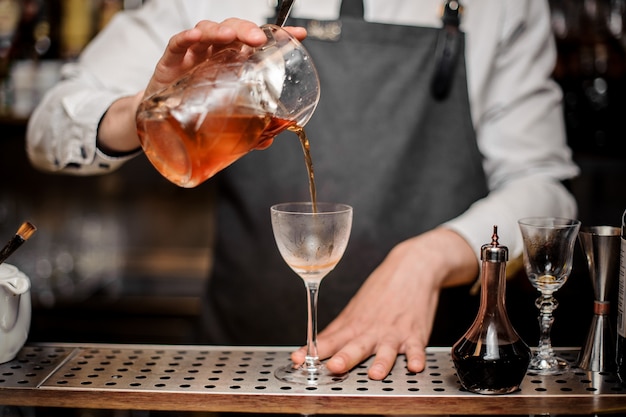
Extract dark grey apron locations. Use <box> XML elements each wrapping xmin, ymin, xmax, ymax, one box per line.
<box><xmin>201</xmin><ymin>0</ymin><xmax>488</xmax><ymax>347</ymax></box>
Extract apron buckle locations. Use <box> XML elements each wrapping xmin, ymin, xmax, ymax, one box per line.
<box><xmin>431</xmin><ymin>0</ymin><xmax>463</xmax><ymax>100</ymax></box>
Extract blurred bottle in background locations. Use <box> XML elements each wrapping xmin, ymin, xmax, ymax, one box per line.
<box><xmin>549</xmin><ymin>0</ymin><xmax>626</xmax><ymax>156</ymax></box>
<box><xmin>0</xmin><ymin>0</ymin><xmax>142</xmax><ymax>118</ymax></box>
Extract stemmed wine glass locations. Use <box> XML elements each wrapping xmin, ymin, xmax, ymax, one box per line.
<box><xmin>271</xmin><ymin>202</ymin><xmax>352</xmax><ymax>385</ymax></box>
<box><xmin>518</xmin><ymin>217</ymin><xmax>581</xmax><ymax>374</ymax></box>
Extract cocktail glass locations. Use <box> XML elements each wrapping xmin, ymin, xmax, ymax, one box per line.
<box><xmin>518</xmin><ymin>217</ymin><xmax>581</xmax><ymax>374</ymax></box>
<box><xmin>271</xmin><ymin>202</ymin><xmax>352</xmax><ymax>385</ymax></box>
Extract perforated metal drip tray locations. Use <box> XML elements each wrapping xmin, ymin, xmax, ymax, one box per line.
<box><xmin>0</xmin><ymin>345</ymin><xmax>74</xmax><ymax>388</ymax></box>
<box><xmin>2</xmin><ymin>344</ymin><xmax>624</xmax><ymax>397</ymax></box>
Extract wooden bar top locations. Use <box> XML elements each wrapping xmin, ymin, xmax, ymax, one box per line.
<box><xmin>0</xmin><ymin>343</ymin><xmax>624</xmax><ymax>415</ymax></box>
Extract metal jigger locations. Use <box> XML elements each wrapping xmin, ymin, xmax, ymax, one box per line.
<box><xmin>577</xmin><ymin>226</ymin><xmax>621</xmax><ymax>372</ymax></box>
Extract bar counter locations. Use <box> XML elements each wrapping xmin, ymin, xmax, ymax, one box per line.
<box><xmin>1</xmin><ymin>343</ymin><xmax>625</xmax><ymax>415</ymax></box>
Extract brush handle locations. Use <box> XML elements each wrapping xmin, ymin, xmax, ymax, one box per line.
<box><xmin>0</xmin><ymin>236</ymin><xmax>26</xmax><ymax>265</ymax></box>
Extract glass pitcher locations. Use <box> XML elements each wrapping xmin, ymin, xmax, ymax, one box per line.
<box><xmin>136</xmin><ymin>24</ymin><xmax>320</xmax><ymax>188</ymax></box>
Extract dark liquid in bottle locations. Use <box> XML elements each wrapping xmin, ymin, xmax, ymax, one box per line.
<box><xmin>452</xmin><ymin>338</ymin><xmax>530</xmax><ymax>394</ymax></box>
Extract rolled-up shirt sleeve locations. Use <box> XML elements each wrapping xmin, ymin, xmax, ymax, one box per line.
<box><xmin>26</xmin><ymin>0</ymin><xmax>198</xmax><ymax>175</ymax></box>
<box><xmin>27</xmin><ymin>66</ymin><xmax>136</xmax><ymax>174</ymax></box>
<box><xmin>444</xmin><ymin>0</ymin><xmax>580</xmax><ymax>260</ymax></box>
<box><xmin>25</xmin><ymin>0</ymin><xmax>275</xmax><ymax>176</ymax></box>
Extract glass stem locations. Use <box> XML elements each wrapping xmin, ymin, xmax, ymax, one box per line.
<box><xmin>536</xmin><ymin>292</ymin><xmax>559</xmax><ymax>359</ymax></box>
<box><xmin>305</xmin><ymin>281</ymin><xmax>321</xmax><ymax>368</ymax></box>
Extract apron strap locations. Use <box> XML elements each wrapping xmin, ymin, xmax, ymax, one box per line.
<box><xmin>340</xmin><ymin>0</ymin><xmax>365</xmax><ymax>19</ymax></box>
<box><xmin>431</xmin><ymin>0</ymin><xmax>463</xmax><ymax>100</ymax></box>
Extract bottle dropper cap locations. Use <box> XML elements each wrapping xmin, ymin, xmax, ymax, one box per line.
<box><xmin>480</xmin><ymin>225</ymin><xmax>508</xmax><ymax>263</ymax></box>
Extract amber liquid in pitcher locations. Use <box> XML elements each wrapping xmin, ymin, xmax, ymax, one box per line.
<box><xmin>137</xmin><ymin>108</ymin><xmax>318</xmax><ymax>211</ymax></box>
<box><xmin>137</xmin><ymin>110</ymin><xmax>292</xmax><ymax>187</ymax></box>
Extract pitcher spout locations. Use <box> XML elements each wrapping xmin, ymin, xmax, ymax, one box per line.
<box><xmin>0</xmin><ymin>264</ymin><xmax>31</xmax><ymax>332</ymax></box>
<box><xmin>0</xmin><ymin>276</ymin><xmax>30</xmax><ymax>296</ymax></box>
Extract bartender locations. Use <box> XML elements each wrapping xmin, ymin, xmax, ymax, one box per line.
<box><xmin>26</xmin><ymin>0</ymin><xmax>578</xmax><ymax>380</ymax></box>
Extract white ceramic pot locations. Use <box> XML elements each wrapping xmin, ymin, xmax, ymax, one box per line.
<box><xmin>0</xmin><ymin>264</ymin><xmax>31</xmax><ymax>363</ymax></box>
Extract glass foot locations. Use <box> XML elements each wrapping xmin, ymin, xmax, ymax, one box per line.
<box><xmin>275</xmin><ymin>362</ymin><xmax>348</xmax><ymax>385</ymax></box>
<box><xmin>528</xmin><ymin>353</ymin><xmax>569</xmax><ymax>375</ymax></box>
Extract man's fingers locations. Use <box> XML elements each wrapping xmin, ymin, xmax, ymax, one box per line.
<box><xmin>291</xmin><ymin>332</ymin><xmax>428</xmax><ymax>381</ymax></box>
<box><xmin>161</xmin><ymin>19</ymin><xmax>265</xmax><ymax>66</ymax></box>
<box><xmin>159</xmin><ymin>28</ymin><xmax>204</xmax><ymax>68</ymax></box>
<box><xmin>289</xmin><ymin>325</ymin><xmax>356</xmax><ymax>365</ymax></box>
<box><xmin>367</xmin><ymin>344</ymin><xmax>399</xmax><ymax>380</ymax></box>
<box><xmin>325</xmin><ymin>340</ymin><xmax>374</xmax><ymax>375</ymax></box>
<box><xmin>405</xmin><ymin>341</ymin><xmax>427</xmax><ymax>373</ymax></box>
<box><xmin>215</xmin><ymin>18</ymin><xmax>267</xmax><ymax>45</ymax></box>
<box><xmin>282</xmin><ymin>26</ymin><xmax>307</xmax><ymax>41</ymax></box>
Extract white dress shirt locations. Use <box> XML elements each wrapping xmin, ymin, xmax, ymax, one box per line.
<box><xmin>26</xmin><ymin>0</ymin><xmax>579</xmax><ymax>259</ymax></box>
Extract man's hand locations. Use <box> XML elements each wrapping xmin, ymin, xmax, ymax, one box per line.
<box><xmin>291</xmin><ymin>227</ymin><xmax>479</xmax><ymax>380</ymax></box>
<box><xmin>144</xmin><ymin>19</ymin><xmax>306</xmax><ymax>98</ymax></box>
<box><xmin>97</xmin><ymin>18</ymin><xmax>306</xmax><ymax>156</ymax></box>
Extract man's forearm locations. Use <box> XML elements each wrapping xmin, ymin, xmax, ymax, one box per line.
<box><xmin>96</xmin><ymin>91</ymin><xmax>144</xmax><ymax>155</ymax></box>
